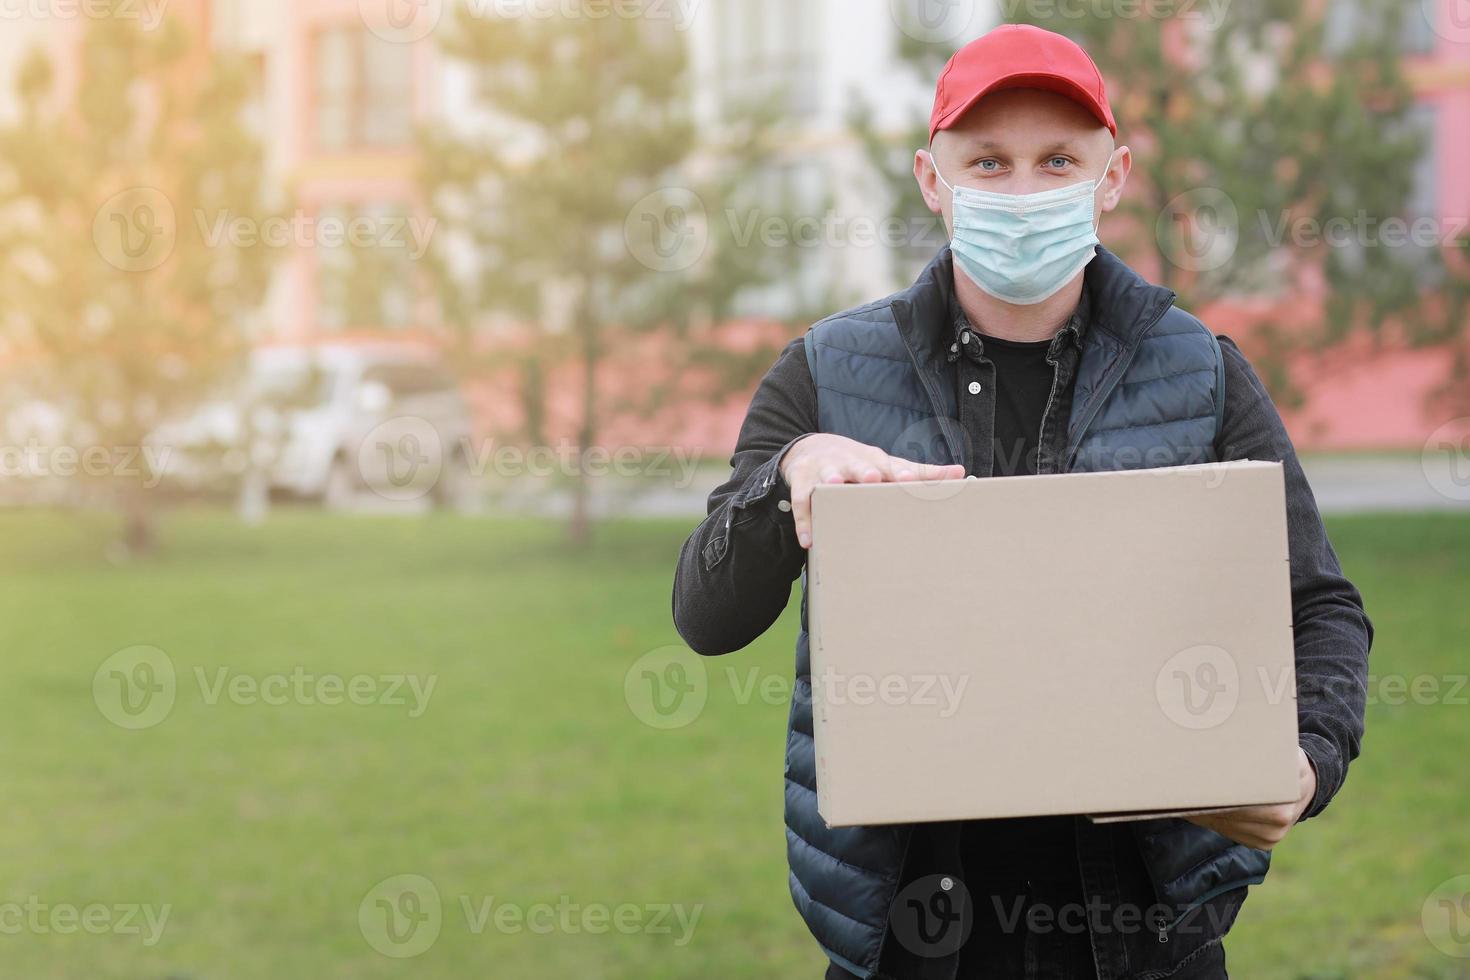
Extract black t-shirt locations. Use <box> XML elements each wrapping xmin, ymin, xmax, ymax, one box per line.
<box><xmin>826</xmin><ymin>329</ymin><xmax>1089</xmax><ymax>980</ymax></box>
<box><xmin>958</xmin><ymin>331</ymin><xmax>1086</xmax><ymax>972</ymax></box>
<box><xmin>981</xmin><ymin>332</ymin><xmax>1056</xmax><ymax>477</ymax></box>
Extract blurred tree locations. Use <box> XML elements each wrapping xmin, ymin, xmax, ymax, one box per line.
<box><xmin>0</xmin><ymin>11</ymin><xmax>274</xmax><ymax>554</ymax></box>
<box><xmin>423</xmin><ymin>4</ymin><xmax>808</xmax><ymax>545</ymax></box>
<box><xmin>859</xmin><ymin>0</ymin><xmax>1457</xmax><ymax>409</ymax></box>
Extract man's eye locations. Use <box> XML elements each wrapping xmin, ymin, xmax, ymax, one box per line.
<box><xmin>1047</xmin><ymin>157</ymin><xmax>1071</xmax><ymax>169</ymax></box>
<box><xmin>977</xmin><ymin>160</ymin><xmax>1000</xmax><ymax>172</ymax></box>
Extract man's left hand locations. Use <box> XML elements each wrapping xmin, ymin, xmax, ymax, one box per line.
<box><xmin>1183</xmin><ymin>747</ymin><xmax>1317</xmax><ymax>851</ymax></box>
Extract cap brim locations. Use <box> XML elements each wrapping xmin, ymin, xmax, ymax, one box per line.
<box><xmin>931</xmin><ymin>71</ymin><xmax>1116</xmax><ymax>142</ymax></box>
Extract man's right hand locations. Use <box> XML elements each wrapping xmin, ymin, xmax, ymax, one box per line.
<box><xmin>780</xmin><ymin>434</ymin><xmax>966</xmax><ymax>549</ymax></box>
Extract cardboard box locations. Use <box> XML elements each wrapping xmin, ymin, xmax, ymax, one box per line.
<box><xmin>806</xmin><ymin>460</ymin><xmax>1299</xmax><ymax>828</ymax></box>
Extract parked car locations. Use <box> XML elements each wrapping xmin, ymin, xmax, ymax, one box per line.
<box><xmin>149</xmin><ymin>344</ymin><xmax>477</xmax><ymax>510</ymax></box>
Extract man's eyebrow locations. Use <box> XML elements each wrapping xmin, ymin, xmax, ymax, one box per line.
<box><xmin>1037</xmin><ymin>140</ymin><xmax>1088</xmax><ymax>155</ymax></box>
<box><xmin>960</xmin><ymin>139</ymin><xmax>1090</xmax><ymax>156</ymax></box>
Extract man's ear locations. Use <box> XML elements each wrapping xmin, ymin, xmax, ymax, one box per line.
<box><xmin>914</xmin><ymin>149</ymin><xmax>945</xmax><ymax>216</ymax></box>
<box><xmin>1099</xmin><ymin>145</ymin><xmax>1131</xmax><ymax>215</ymax></box>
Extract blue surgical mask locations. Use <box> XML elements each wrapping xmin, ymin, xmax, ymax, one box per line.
<box><xmin>931</xmin><ymin>152</ymin><xmax>1115</xmax><ymax>305</ymax></box>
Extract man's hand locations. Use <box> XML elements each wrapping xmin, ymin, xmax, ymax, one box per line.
<box><xmin>780</xmin><ymin>434</ymin><xmax>965</xmax><ymax>549</ymax></box>
<box><xmin>1183</xmin><ymin>747</ymin><xmax>1318</xmax><ymax>850</ymax></box>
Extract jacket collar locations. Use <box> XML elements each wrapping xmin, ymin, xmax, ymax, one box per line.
<box><xmin>894</xmin><ymin>245</ymin><xmax>1177</xmax><ymax>371</ymax></box>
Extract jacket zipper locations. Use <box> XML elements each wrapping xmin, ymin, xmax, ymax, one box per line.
<box><xmin>1155</xmin><ymin>875</ymin><xmax>1265</xmax><ymax>943</ymax></box>
<box><xmin>1037</xmin><ymin>347</ymin><xmax>1065</xmax><ymax>473</ymax></box>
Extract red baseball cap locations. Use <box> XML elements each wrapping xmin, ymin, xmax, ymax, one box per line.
<box><xmin>929</xmin><ymin>24</ymin><xmax>1116</xmax><ymax>144</ymax></box>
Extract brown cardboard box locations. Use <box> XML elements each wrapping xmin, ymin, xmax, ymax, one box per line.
<box><xmin>806</xmin><ymin>460</ymin><xmax>1299</xmax><ymax>828</ymax></box>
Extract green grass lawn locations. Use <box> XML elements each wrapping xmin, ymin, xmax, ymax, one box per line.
<box><xmin>0</xmin><ymin>509</ymin><xmax>1466</xmax><ymax>978</ymax></box>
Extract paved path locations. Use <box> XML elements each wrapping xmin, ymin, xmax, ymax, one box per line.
<box><xmin>474</xmin><ymin>454</ymin><xmax>1470</xmax><ymax>520</ymax></box>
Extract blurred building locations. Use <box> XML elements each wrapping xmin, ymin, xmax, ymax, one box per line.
<box><xmin>14</xmin><ymin>0</ymin><xmax>1470</xmax><ymax>454</ymax></box>
<box><xmin>1278</xmin><ymin>0</ymin><xmax>1470</xmax><ymax>449</ymax></box>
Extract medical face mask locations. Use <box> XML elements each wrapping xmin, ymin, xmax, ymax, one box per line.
<box><xmin>931</xmin><ymin>152</ymin><xmax>1115</xmax><ymax>305</ymax></box>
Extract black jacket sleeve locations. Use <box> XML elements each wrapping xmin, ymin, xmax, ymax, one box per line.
<box><xmin>1214</xmin><ymin>335</ymin><xmax>1374</xmax><ymax>819</ymax></box>
<box><xmin>672</xmin><ymin>338</ymin><xmax>816</xmax><ymax>655</ymax></box>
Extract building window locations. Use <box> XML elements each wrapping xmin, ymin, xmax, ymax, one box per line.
<box><xmin>1325</xmin><ymin>1</ymin><xmax>1438</xmax><ymax>57</ymax></box>
<box><xmin>314</xmin><ymin>27</ymin><xmax>413</xmax><ymax>149</ymax></box>
<box><xmin>714</xmin><ymin>0</ymin><xmax>821</xmax><ymax>123</ymax></box>
<box><xmin>316</xmin><ymin>204</ymin><xmax>418</xmax><ymax>330</ymax></box>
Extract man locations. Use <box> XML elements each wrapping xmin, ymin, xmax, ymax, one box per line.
<box><xmin>672</xmin><ymin>24</ymin><xmax>1371</xmax><ymax>980</ymax></box>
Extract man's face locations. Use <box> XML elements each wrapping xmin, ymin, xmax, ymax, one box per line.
<box><xmin>915</xmin><ymin>87</ymin><xmax>1130</xmax><ymax>239</ymax></box>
